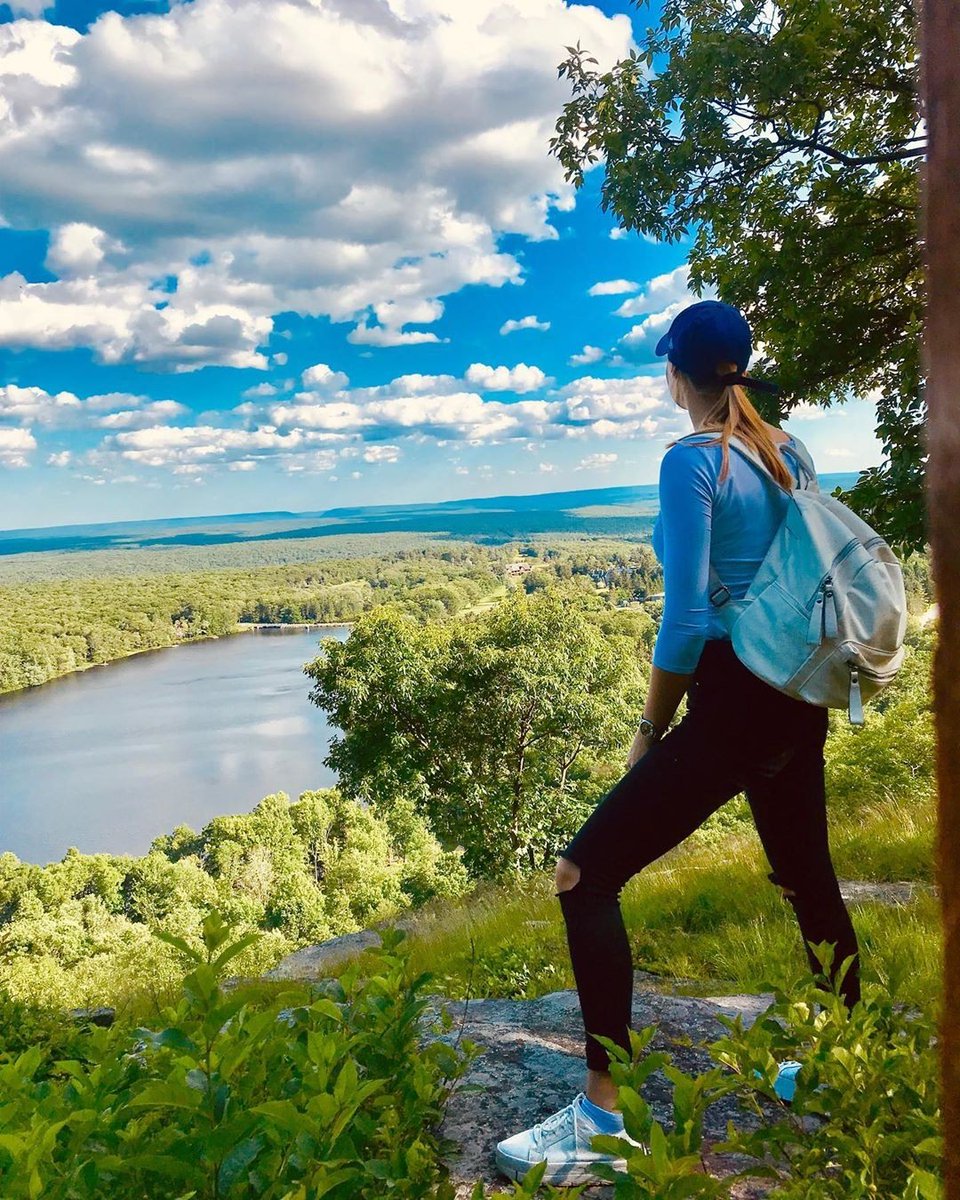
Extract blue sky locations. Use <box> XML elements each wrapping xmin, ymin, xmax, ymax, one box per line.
<box><xmin>0</xmin><ymin>0</ymin><xmax>881</xmax><ymax>530</ymax></box>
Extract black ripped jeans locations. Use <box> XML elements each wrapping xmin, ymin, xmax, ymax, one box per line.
<box><xmin>556</xmin><ymin>637</ymin><xmax>861</xmax><ymax>1073</ymax></box>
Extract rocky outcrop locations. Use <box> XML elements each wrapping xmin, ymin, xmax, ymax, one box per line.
<box><xmin>258</xmin><ymin>881</ymin><xmax>930</xmax><ymax>1196</ymax></box>
<box><xmin>418</xmin><ymin>978</ymin><xmax>776</xmax><ymax>1198</ymax></box>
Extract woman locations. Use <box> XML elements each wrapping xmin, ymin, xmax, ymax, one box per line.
<box><xmin>495</xmin><ymin>300</ymin><xmax>861</xmax><ymax>1187</ymax></box>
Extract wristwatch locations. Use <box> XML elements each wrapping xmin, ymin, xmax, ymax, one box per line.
<box><xmin>638</xmin><ymin>716</ymin><xmax>662</xmax><ymax>741</ymax></box>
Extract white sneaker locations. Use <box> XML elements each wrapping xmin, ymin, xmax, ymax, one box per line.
<box><xmin>494</xmin><ymin>1091</ymin><xmax>645</xmax><ymax>1187</ymax></box>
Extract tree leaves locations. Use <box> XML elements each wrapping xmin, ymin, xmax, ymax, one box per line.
<box><xmin>551</xmin><ymin>0</ymin><xmax>926</xmax><ymax>552</ymax></box>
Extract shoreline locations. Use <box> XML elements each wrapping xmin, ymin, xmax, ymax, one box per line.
<box><xmin>0</xmin><ymin>621</ymin><xmax>354</xmax><ymax>701</ymax></box>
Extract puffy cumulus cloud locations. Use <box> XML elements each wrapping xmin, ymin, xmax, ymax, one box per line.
<box><xmin>615</xmin><ymin>266</ymin><xmax>718</xmax><ymax>355</ymax></box>
<box><xmin>301</xmin><ymin>363</ymin><xmax>349</xmax><ymax>390</ymax></box>
<box><xmin>46</xmin><ymin>223</ymin><xmax>121</xmax><ymax>276</ymax></box>
<box><xmin>242</xmin><ymin>382</ymin><xmax>281</xmax><ymax>399</ymax></box>
<box><xmin>577</xmin><ymin>452</ymin><xmax>618</xmax><ymax>470</ymax></box>
<box><xmin>94</xmin><ymin>400</ymin><xmax>190</xmax><ymax>429</ymax></box>
<box><xmin>0</xmin><ymin>2</ymin><xmax>633</xmax><ymax>369</ymax></box>
<box><xmin>569</xmin><ymin>345</ymin><xmax>605</xmax><ymax>366</ymax></box>
<box><xmin>464</xmin><ymin>362</ymin><xmax>549</xmax><ymax>393</ymax></box>
<box><xmin>105</xmin><ymin>424</ymin><xmax>346</xmax><ymax>471</ymax></box>
<box><xmin>588</xmin><ymin>279</ymin><xmax>638</xmax><ymax>296</ymax></box>
<box><xmin>614</xmin><ymin>265</ymin><xmax>696</xmax><ymax>319</ymax></box>
<box><xmin>0</xmin><ymin>384</ymin><xmax>82</xmax><ymax>426</ymax></box>
<box><xmin>362</xmin><ymin>444</ymin><xmax>401</xmax><ymax>464</ymax></box>
<box><xmin>0</xmin><ymin>383</ymin><xmax>185</xmax><ymax>428</ymax></box>
<box><xmin>60</xmin><ymin>364</ymin><xmax>686</xmax><ymax>476</ymax></box>
<box><xmin>47</xmin><ymin>450</ymin><xmax>73</xmax><ymax>467</ymax></box>
<box><xmin>619</xmin><ymin>302</ymin><xmax>686</xmax><ymax>353</ymax></box>
<box><xmin>0</xmin><ymin>271</ymin><xmax>272</xmax><ymax>371</ymax></box>
<box><xmin>266</xmin><ymin>390</ymin><xmax>560</xmax><ymax>442</ymax></box>
<box><xmin>500</xmin><ymin>314</ymin><xmax>550</xmax><ymax>335</ymax></box>
<box><xmin>560</xmin><ymin>374</ymin><xmax>674</xmax><ymax>427</ymax></box>
<box><xmin>0</xmin><ymin>427</ymin><xmax>36</xmax><ymax>467</ymax></box>
<box><xmin>347</xmin><ymin>321</ymin><xmax>445</xmax><ymax>347</ymax></box>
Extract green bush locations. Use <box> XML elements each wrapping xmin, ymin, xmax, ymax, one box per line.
<box><xmin>501</xmin><ymin>948</ymin><xmax>942</xmax><ymax>1198</ymax></box>
<box><xmin>0</xmin><ymin>910</ymin><xmax>482</xmax><ymax>1200</ymax></box>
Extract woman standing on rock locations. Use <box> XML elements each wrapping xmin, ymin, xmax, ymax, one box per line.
<box><xmin>495</xmin><ymin>300</ymin><xmax>862</xmax><ymax>1186</ymax></box>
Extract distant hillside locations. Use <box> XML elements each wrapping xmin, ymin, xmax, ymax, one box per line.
<box><xmin>0</xmin><ymin>473</ymin><xmax>860</xmax><ymax>560</ymax></box>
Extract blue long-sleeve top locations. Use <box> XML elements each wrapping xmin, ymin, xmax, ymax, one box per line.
<box><xmin>650</xmin><ymin>431</ymin><xmax>807</xmax><ymax>674</ymax></box>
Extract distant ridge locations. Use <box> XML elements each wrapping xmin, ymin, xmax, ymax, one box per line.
<box><xmin>0</xmin><ymin>473</ymin><xmax>861</xmax><ymax>558</ymax></box>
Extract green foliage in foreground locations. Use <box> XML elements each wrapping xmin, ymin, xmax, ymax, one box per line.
<box><xmin>0</xmin><ymin>912</ymin><xmax>481</xmax><ymax>1200</ymax></box>
<box><xmin>0</xmin><ymin>914</ymin><xmax>941</xmax><ymax>1198</ymax></box>
<box><xmin>498</xmin><ymin>956</ymin><xmax>941</xmax><ymax>1198</ymax></box>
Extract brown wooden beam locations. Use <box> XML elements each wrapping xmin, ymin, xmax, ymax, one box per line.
<box><xmin>920</xmin><ymin>0</ymin><xmax>960</xmax><ymax>1189</ymax></box>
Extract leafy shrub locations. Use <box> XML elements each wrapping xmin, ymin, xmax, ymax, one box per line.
<box><xmin>0</xmin><ymin>910</ymin><xmax>482</xmax><ymax>1199</ymax></box>
<box><xmin>501</xmin><ymin>947</ymin><xmax>942</xmax><ymax>1197</ymax></box>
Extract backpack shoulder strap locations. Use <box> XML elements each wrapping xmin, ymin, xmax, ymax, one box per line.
<box><xmin>706</xmin><ymin>433</ymin><xmax>817</xmax><ymax>608</ymax></box>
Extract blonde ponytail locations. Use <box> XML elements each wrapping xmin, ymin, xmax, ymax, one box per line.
<box><xmin>667</xmin><ymin>361</ymin><xmax>794</xmax><ymax>492</ymax></box>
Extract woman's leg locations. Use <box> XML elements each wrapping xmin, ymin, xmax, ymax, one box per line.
<box><xmin>555</xmin><ymin>697</ymin><xmax>761</xmax><ymax>1081</ymax></box>
<box><xmin>744</xmin><ymin>706</ymin><xmax>861</xmax><ymax>1008</ymax></box>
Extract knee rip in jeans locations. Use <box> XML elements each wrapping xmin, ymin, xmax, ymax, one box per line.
<box><xmin>554</xmin><ymin>856</ymin><xmax>581</xmax><ymax>896</ymax></box>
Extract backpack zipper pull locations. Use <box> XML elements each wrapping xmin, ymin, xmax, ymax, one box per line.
<box><xmin>823</xmin><ymin>577</ymin><xmax>839</xmax><ymax>639</ymax></box>
<box><xmin>848</xmin><ymin>664</ymin><xmax>864</xmax><ymax>725</ymax></box>
<box><xmin>806</xmin><ymin>584</ymin><xmax>825</xmax><ymax>644</ymax></box>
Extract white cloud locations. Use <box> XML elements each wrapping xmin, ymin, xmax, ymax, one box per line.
<box><xmin>347</xmin><ymin>321</ymin><xmax>445</xmax><ymax>347</ymax></box>
<box><xmin>500</xmin><ymin>314</ymin><xmax>550</xmax><ymax>335</ymax></box>
<box><xmin>301</xmin><ymin>363</ymin><xmax>349</xmax><ymax>390</ymax></box>
<box><xmin>538</xmin><ymin>461</ymin><xmax>556</xmax><ymax>472</ymax></box>
<box><xmin>94</xmin><ymin>400</ymin><xmax>189</xmax><ymax>429</ymax></box>
<box><xmin>615</xmin><ymin>265</ymin><xmax>695</xmax><ymax>319</ymax></box>
<box><xmin>228</xmin><ymin>459</ymin><xmax>257</xmax><ymax>471</ymax></box>
<box><xmin>569</xmin><ymin>345</ymin><xmax>605</xmax><ymax>366</ymax></box>
<box><xmin>465</xmin><ymin>362</ymin><xmax>549</xmax><ymax>393</ymax></box>
<box><xmin>242</xmin><ymin>382</ymin><xmax>280</xmax><ymax>399</ymax></box>
<box><xmin>588</xmin><ymin>279</ymin><xmax>638</xmax><ymax>296</ymax></box>
<box><xmin>577</xmin><ymin>452</ymin><xmax>618</xmax><ymax>470</ymax></box>
<box><xmin>362</xmin><ymin>444</ymin><xmax>401</xmax><ymax>464</ymax></box>
<box><xmin>271</xmin><ymin>351</ymin><xmax>287</xmax><ymax>366</ymax></box>
<box><xmin>0</xmin><ymin>384</ymin><xmax>186</xmax><ymax>429</ymax></box>
<box><xmin>620</xmin><ymin>301</ymin><xmax>687</xmax><ymax>352</ymax></box>
<box><xmin>0</xmin><ymin>427</ymin><xmax>36</xmax><ymax>467</ymax></box>
<box><xmin>0</xmin><ymin>3</ymin><xmax>633</xmax><ymax>370</ymax></box>
<box><xmin>105</xmin><ymin>424</ymin><xmax>343</xmax><ymax>470</ymax></box>
<box><xmin>609</xmin><ymin>227</ymin><xmax>628</xmax><ymax>240</ymax></box>
<box><xmin>554</xmin><ymin>376</ymin><xmax>676</xmax><ymax>439</ymax></box>
<box><xmin>788</xmin><ymin>402</ymin><xmax>828</xmax><ymax>420</ymax></box>
<box><xmin>0</xmin><ymin>384</ymin><xmax>81</xmax><ymax>426</ymax></box>
<box><xmin>47</xmin><ymin>450</ymin><xmax>72</xmax><ymax>467</ymax></box>
<box><xmin>46</xmin><ymin>223</ymin><xmax>120</xmax><ymax>276</ymax></box>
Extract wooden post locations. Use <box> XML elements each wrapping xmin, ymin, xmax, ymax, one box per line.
<box><xmin>920</xmin><ymin>0</ymin><xmax>960</xmax><ymax>1189</ymax></box>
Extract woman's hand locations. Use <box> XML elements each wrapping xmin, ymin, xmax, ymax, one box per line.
<box><xmin>626</xmin><ymin>726</ymin><xmax>658</xmax><ymax>770</ymax></box>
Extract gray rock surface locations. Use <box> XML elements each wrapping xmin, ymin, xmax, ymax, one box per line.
<box><xmin>264</xmin><ymin>930</ymin><xmax>384</xmax><ymax>980</ymax></box>
<box><xmin>417</xmin><ymin>978</ymin><xmax>777</xmax><ymax>1198</ymax></box>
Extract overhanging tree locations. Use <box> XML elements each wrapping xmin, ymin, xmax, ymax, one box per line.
<box><xmin>551</xmin><ymin>0</ymin><xmax>926</xmax><ymax>552</ymax></box>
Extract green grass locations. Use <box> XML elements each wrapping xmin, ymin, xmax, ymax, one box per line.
<box><xmin>396</xmin><ymin>798</ymin><xmax>939</xmax><ymax>1013</ymax></box>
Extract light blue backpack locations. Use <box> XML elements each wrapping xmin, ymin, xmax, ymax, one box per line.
<box><xmin>677</xmin><ymin>431</ymin><xmax>909</xmax><ymax>725</ymax></box>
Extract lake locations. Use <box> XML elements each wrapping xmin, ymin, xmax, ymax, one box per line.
<box><xmin>0</xmin><ymin>628</ymin><xmax>348</xmax><ymax>866</ymax></box>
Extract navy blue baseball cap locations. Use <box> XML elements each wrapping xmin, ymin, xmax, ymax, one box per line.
<box><xmin>655</xmin><ymin>300</ymin><xmax>779</xmax><ymax>394</ymax></box>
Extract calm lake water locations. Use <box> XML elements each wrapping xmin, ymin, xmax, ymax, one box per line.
<box><xmin>0</xmin><ymin>628</ymin><xmax>349</xmax><ymax>866</ymax></box>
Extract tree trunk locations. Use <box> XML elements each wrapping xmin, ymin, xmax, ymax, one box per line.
<box><xmin>919</xmin><ymin>0</ymin><xmax>960</xmax><ymax>1189</ymax></box>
